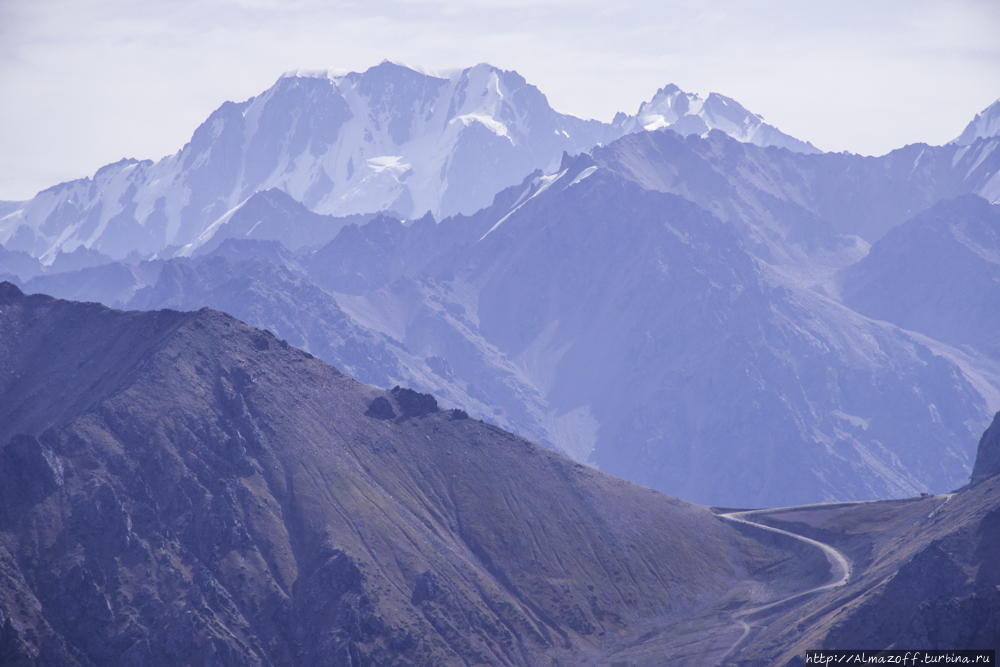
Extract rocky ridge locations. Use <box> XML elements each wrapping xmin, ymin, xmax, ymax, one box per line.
<box><xmin>0</xmin><ymin>283</ymin><xmax>810</xmax><ymax>666</ymax></box>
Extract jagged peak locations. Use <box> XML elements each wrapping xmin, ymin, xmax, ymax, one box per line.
<box><xmin>952</xmin><ymin>97</ymin><xmax>1000</xmax><ymax>146</ymax></box>
<box><xmin>624</xmin><ymin>83</ymin><xmax>818</xmax><ymax>153</ymax></box>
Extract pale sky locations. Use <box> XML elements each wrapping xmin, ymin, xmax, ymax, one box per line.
<box><xmin>1</xmin><ymin>0</ymin><xmax>999</xmax><ymax>201</ymax></box>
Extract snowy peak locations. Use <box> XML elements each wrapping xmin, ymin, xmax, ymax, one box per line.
<box><xmin>347</xmin><ymin>61</ymin><xmax>449</xmax><ymax>145</ymax></box>
<box><xmin>624</xmin><ymin>84</ymin><xmax>820</xmax><ymax>154</ymax></box>
<box><xmin>635</xmin><ymin>84</ymin><xmax>705</xmax><ymax>130</ymax></box>
<box><xmin>3</xmin><ymin>64</ymin><xmax>833</xmax><ymax>266</ymax></box>
<box><xmin>444</xmin><ymin>65</ymin><xmax>523</xmax><ymax>141</ymax></box>
<box><xmin>3</xmin><ymin>62</ymin><xmax>619</xmax><ymax>265</ymax></box>
<box><xmin>953</xmin><ymin>98</ymin><xmax>1000</xmax><ymax>146</ymax></box>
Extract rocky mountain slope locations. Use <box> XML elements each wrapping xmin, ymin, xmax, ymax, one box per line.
<box><xmin>971</xmin><ymin>411</ymin><xmax>1000</xmax><ymax>485</ymax></box>
<box><xmin>0</xmin><ymin>283</ymin><xmax>822</xmax><ymax>666</ymax></box>
<box><xmin>4</xmin><ymin>282</ymin><xmax>999</xmax><ymax>665</ymax></box>
<box><xmin>839</xmin><ymin>194</ymin><xmax>1000</xmax><ymax>358</ymax></box>
<box><xmin>288</xmin><ymin>147</ymin><xmax>1000</xmax><ymax>506</ymax></box>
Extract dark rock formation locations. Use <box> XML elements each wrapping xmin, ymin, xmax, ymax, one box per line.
<box><xmin>971</xmin><ymin>411</ymin><xmax>1000</xmax><ymax>485</ymax></box>
<box><xmin>840</xmin><ymin>194</ymin><xmax>1000</xmax><ymax>359</ymax></box>
<box><xmin>364</xmin><ymin>396</ymin><xmax>396</xmax><ymax>420</ymax></box>
<box><xmin>390</xmin><ymin>385</ymin><xmax>438</xmax><ymax>419</ymax></box>
<box><xmin>0</xmin><ymin>434</ymin><xmax>64</xmax><ymax>508</ymax></box>
<box><xmin>411</xmin><ymin>570</ymin><xmax>439</xmax><ymax>605</ymax></box>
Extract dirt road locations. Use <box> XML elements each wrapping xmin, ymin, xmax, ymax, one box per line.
<box><xmin>713</xmin><ymin>507</ymin><xmax>854</xmax><ymax>665</ymax></box>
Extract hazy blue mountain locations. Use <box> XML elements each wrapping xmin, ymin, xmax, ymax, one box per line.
<box><xmin>317</xmin><ymin>154</ymin><xmax>1000</xmax><ymax>506</ymax></box>
<box><xmin>183</xmin><ymin>188</ymin><xmax>388</xmax><ymax>257</ymax></box>
<box><xmin>202</xmin><ymin>237</ymin><xmax>307</xmax><ymax>273</ymax></box>
<box><xmin>0</xmin><ymin>245</ymin><xmax>43</xmax><ymax>281</ymax></box>
<box><xmin>307</xmin><ymin>213</ymin><xmax>418</xmax><ymax>295</ymax></box>
<box><xmin>589</xmin><ymin>128</ymin><xmax>1000</xmax><ymax>253</ymax></box>
<box><xmin>46</xmin><ymin>245</ymin><xmax>115</xmax><ymax>273</ymax></box>
<box><xmin>8</xmin><ymin>90</ymin><xmax>1000</xmax><ymax>507</ymax></box>
<box><xmin>14</xmin><ymin>130</ymin><xmax>1000</xmax><ymax>506</ymax></box>
<box><xmin>840</xmin><ymin>194</ymin><xmax>1000</xmax><ymax>359</ymax></box>
<box><xmin>19</xmin><ymin>261</ymin><xmax>159</xmax><ymax>308</ymax></box>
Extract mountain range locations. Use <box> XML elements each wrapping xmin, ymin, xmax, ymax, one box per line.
<box><xmin>0</xmin><ymin>62</ymin><xmax>818</xmax><ymax>265</ymax></box>
<box><xmin>3</xmin><ymin>64</ymin><xmax>1000</xmax><ymax>509</ymax></box>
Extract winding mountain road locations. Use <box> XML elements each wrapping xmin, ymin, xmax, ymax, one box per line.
<box><xmin>713</xmin><ymin>506</ymin><xmax>855</xmax><ymax>665</ymax></box>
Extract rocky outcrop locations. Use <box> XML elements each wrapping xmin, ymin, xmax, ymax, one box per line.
<box><xmin>389</xmin><ymin>386</ymin><xmax>438</xmax><ymax>419</ymax></box>
<box><xmin>971</xmin><ymin>411</ymin><xmax>1000</xmax><ymax>485</ymax></box>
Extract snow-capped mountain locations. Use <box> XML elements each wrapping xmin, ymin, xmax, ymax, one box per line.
<box><xmin>0</xmin><ymin>62</ymin><xmax>824</xmax><ymax>266</ymax></box>
<box><xmin>9</xmin><ymin>117</ymin><xmax>1000</xmax><ymax>505</ymax></box>
<box><xmin>0</xmin><ymin>63</ymin><xmax>615</xmax><ymax>263</ymax></box>
<box><xmin>618</xmin><ymin>84</ymin><xmax>820</xmax><ymax>154</ymax></box>
<box><xmin>953</xmin><ymin>97</ymin><xmax>1000</xmax><ymax>146</ymax></box>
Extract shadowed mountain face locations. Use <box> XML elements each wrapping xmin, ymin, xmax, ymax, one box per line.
<box><xmin>839</xmin><ymin>194</ymin><xmax>1000</xmax><ymax>359</ymax></box>
<box><xmin>0</xmin><ymin>283</ymin><xmax>810</xmax><ymax>667</ymax></box>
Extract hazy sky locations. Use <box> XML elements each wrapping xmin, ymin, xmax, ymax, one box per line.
<box><xmin>1</xmin><ymin>0</ymin><xmax>999</xmax><ymax>201</ymax></box>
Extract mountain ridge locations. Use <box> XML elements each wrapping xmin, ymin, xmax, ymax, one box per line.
<box><xmin>953</xmin><ymin>97</ymin><xmax>1000</xmax><ymax>146</ymax></box>
<box><xmin>0</xmin><ymin>282</ymin><xmax>816</xmax><ymax>666</ymax></box>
